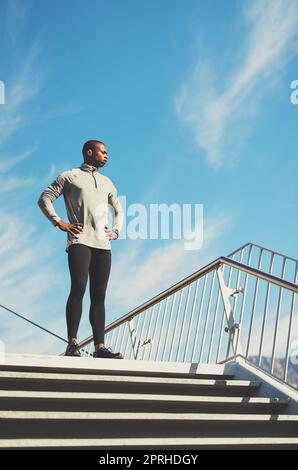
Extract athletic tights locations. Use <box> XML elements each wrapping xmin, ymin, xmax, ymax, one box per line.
<box><xmin>66</xmin><ymin>243</ymin><xmax>111</xmax><ymax>345</ymax></box>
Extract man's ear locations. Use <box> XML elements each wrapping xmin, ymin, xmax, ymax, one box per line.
<box><xmin>87</xmin><ymin>149</ymin><xmax>92</xmax><ymax>156</ymax></box>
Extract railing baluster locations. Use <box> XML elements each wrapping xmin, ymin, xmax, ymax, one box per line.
<box><xmin>122</xmin><ymin>320</ymin><xmax>132</xmax><ymax>358</ymax></box>
<box><xmin>175</xmin><ymin>284</ymin><xmax>191</xmax><ymax>362</ymax></box>
<box><xmin>190</xmin><ymin>274</ymin><xmax>208</xmax><ymax>363</ymax></box>
<box><xmin>284</xmin><ymin>262</ymin><xmax>298</xmax><ymax>382</ymax></box>
<box><xmin>161</xmin><ymin>293</ymin><xmax>176</xmax><ymax>362</ymax></box>
<box><xmin>140</xmin><ymin>306</ymin><xmax>151</xmax><ymax>361</ymax></box>
<box><xmin>230</xmin><ymin>245</ymin><xmax>245</xmax><ymax>357</ymax></box>
<box><xmin>169</xmin><ymin>289</ymin><xmax>183</xmax><ymax>361</ymax></box>
<box><xmin>128</xmin><ymin>316</ymin><xmax>139</xmax><ymax>360</ymax></box>
<box><xmin>207</xmin><ymin>280</ymin><xmax>220</xmax><ymax>364</ymax></box>
<box><xmin>148</xmin><ymin>301</ymin><xmax>162</xmax><ymax>361</ymax></box>
<box><xmin>258</xmin><ymin>252</ymin><xmax>274</xmax><ymax>366</ymax></box>
<box><xmin>216</xmin><ymin>263</ymin><xmax>233</xmax><ymax>362</ymax></box>
<box><xmin>183</xmin><ymin>280</ymin><xmax>199</xmax><ymax>363</ymax></box>
<box><xmin>137</xmin><ymin>308</ymin><xmax>148</xmax><ymax>360</ymax></box>
<box><xmin>234</xmin><ymin>244</ymin><xmax>253</xmax><ymax>357</ymax></box>
<box><xmin>156</xmin><ymin>298</ymin><xmax>169</xmax><ymax>361</ymax></box>
<box><xmin>271</xmin><ymin>257</ymin><xmax>287</xmax><ymax>374</ymax></box>
<box><xmin>227</xmin><ymin>242</ymin><xmax>251</xmax><ymax>258</ymax></box>
<box><xmin>113</xmin><ymin>323</ymin><xmax>122</xmax><ymax>353</ymax></box>
<box><xmin>110</xmin><ymin>326</ymin><xmax>116</xmax><ymax>350</ymax></box>
<box><xmin>144</xmin><ymin>304</ymin><xmax>156</xmax><ymax>361</ymax></box>
<box><xmin>199</xmin><ymin>270</ymin><xmax>216</xmax><ymax>363</ymax></box>
<box><xmin>245</xmin><ymin>248</ymin><xmax>263</xmax><ymax>359</ymax></box>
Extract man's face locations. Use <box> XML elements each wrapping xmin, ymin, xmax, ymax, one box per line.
<box><xmin>88</xmin><ymin>143</ymin><xmax>108</xmax><ymax>167</ymax></box>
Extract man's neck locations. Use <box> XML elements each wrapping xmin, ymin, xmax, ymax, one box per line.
<box><xmin>81</xmin><ymin>161</ymin><xmax>99</xmax><ymax>172</ymax></box>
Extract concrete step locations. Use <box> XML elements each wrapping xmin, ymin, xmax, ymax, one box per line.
<box><xmin>0</xmin><ymin>370</ymin><xmax>261</xmax><ymax>396</ymax></box>
<box><xmin>0</xmin><ymin>437</ymin><xmax>297</xmax><ymax>449</ymax></box>
<box><xmin>0</xmin><ymin>411</ymin><xmax>297</xmax><ymax>439</ymax></box>
<box><xmin>0</xmin><ymin>390</ymin><xmax>289</xmax><ymax>414</ymax></box>
<box><xmin>0</xmin><ymin>354</ymin><xmax>234</xmax><ymax>379</ymax></box>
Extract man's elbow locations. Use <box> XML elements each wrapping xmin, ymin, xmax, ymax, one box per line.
<box><xmin>37</xmin><ymin>194</ymin><xmax>45</xmax><ymax>209</ymax></box>
<box><xmin>37</xmin><ymin>193</ymin><xmax>51</xmax><ymax>212</ymax></box>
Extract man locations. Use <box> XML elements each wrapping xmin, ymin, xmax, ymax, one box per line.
<box><xmin>38</xmin><ymin>140</ymin><xmax>124</xmax><ymax>359</ymax></box>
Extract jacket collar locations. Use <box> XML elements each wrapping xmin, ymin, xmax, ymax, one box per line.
<box><xmin>80</xmin><ymin>162</ymin><xmax>99</xmax><ymax>173</ymax></box>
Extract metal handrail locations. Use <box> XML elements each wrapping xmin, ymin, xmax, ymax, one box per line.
<box><xmin>221</xmin><ymin>257</ymin><xmax>297</xmax><ymax>291</ymax></box>
<box><xmin>228</xmin><ymin>241</ymin><xmax>298</xmax><ymax>263</ymax></box>
<box><xmin>227</xmin><ymin>242</ymin><xmax>298</xmax><ymax>283</ymax></box>
<box><xmin>77</xmin><ymin>256</ymin><xmax>223</xmax><ymax>349</ymax></box>
<box><xmin>77</xmin><ymin>256</ymin><xmax>298</xmax><ymax>350</ymax></box>
<box><xmin>74</xmin><ymin>244</ymin><xmax>297</xmax><ymax>389</ymax></box>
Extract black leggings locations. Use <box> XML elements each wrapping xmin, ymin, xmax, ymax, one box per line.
<box><xmin>66</xmin><ymin>244</ymin><xmax>111</xmax><ymax>345</ymax></box>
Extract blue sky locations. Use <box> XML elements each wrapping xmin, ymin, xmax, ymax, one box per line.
<box><xmin>0</xmin><ymin>0</ymin><xmax>297</xmax><ymax>354</ymax></box>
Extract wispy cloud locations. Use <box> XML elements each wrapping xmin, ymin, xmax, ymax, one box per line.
<box><xmin>0</xmin><ymin>4</ymin><xmax>43</xmax><ymax>142</ymax></box>
<box><xmin>3</xmin><ymin>0</ymin><xmax>30</xmax><ymax>44</ymax></box>
<box><xmin>175</xmin><ymin>0</ymin><xmax>298</xmax><ymax>169</ymax></box>
<box><xmin>0</xmin><ymin>175</ymin><xmax>37</xmax><ymax>192</ymax></box>
<box><xmin>0</xmin><ymin>147</ymin><xmax>39</xmax><ymax>193</ymax></box>
<box><xmin>0</xmin><ymin>148</ymin><xmax>36</xmax><ymax>173</ymax></box>
<box><xmin>0</xmin><ymin>47</ymin><xmax>43</xmax><ymax>145</ymax></box>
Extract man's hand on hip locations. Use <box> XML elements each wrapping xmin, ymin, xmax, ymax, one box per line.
<box><xmin>56</xmin><ymin>220</ymin><xmax>84</xmax><ymax>238</ymax></box>
<box><xmin>104</xmin><ymin>225</ymin><xmax>119</xmax><ymax>240</ymax></box>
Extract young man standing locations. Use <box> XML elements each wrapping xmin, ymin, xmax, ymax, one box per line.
<box><xmin>38</xmin><ymin>140</ymin><xmax>124</xmax><ymax>359</ymax></box>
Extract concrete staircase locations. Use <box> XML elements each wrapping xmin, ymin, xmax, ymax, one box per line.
<box><xmin>0</xmin><ymin>354</ymin><xmax>297</xmax><ymax>449</ymax></box>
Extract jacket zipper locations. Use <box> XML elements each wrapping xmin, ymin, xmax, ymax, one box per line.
<box><xmin>92</xmin><ymin>172</ymin><xmax>97</xmax><ymax>189</ymax></box>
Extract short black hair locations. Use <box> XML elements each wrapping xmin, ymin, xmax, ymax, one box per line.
<box><xmin>82</xmin><ymin>140</ymin><xmax>105</xmax><ymax>156</ymax></box>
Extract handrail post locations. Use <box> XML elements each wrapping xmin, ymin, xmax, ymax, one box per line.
<box><xmin>216</xmin><ymin>265</ymin><xmax>243</xmax><ymax>360</ymax></box>
<box><xmin>128</xmin><ymin>318</ymin><xmax>140</xmax><ymax>359</ymax></box>
<box><xmin>128</xmin><ymin>318</ymin><xmax>152</xmax><ymax>360</ymax></box>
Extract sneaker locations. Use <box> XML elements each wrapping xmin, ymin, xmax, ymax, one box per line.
<box><xmin>93</xmin><ymin>346</ymin><xmax>123</xmax><ymax>359</ymax></box>
<box><xmin>65</xmin><ymin>342</ymin><xmax>81</xmax><ymax>357</ymax></box>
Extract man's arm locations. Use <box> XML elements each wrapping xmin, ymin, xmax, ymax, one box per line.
<box><xmin>38</xmin><ymin>171</ymin><xmax>84</xmax><ymax>238</ymax></box>
<box><xmin>108</xmin><ymin>181</ymin><xmax>124</xmax><ymax>239</ymax></box>
<box><xmin>37</xmin><ymin>173</ymin><xmax>67</xmax><ymax>227</ymax></box>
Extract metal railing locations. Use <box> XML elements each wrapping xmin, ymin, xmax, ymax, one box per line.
<box><xmin>228</xmin><ymin>242</ymin><xmax>298</xmax><ymax>284</ymax></box>
<box><xmin>77</xmin><ymin>242</ymin><xmax>298</xmax><ymax>389</ymax></box>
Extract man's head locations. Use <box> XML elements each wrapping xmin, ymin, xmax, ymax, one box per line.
<box><xmin>82</xmin><ymin>140</ymin><xmax>108</xmax><ymax>168</ymax></box>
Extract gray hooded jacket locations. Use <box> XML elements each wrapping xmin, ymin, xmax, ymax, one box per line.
<box><xmin>37</xmin><ymin>162</ymin><xmax>124</xmax><ymax>253</ymax></box>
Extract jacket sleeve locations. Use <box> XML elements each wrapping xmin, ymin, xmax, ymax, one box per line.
<box><xmin>37</xmin><ymin>173</ymin><xmax>67</xmax><ymax>227</ymax></box>
<box><xmin>108</xmin><ymin>181</ymin><xmax>124</xmax><ymax>237</ymax></box>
